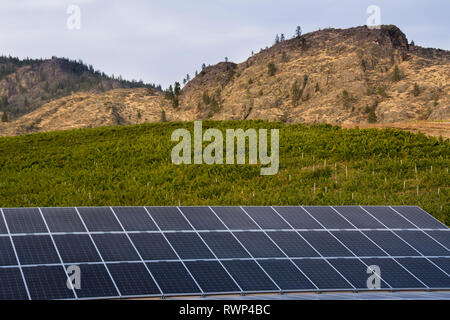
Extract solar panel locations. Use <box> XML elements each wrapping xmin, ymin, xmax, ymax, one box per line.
<box><xmin>41</xmin><ymin>207</ymin><xmax>86</xmax><ymax>233</ymax></box>
<box><xmin>3</xmin><ymin>208</ymin><xmax>47</xmax><ymax>234</ymax></box>
<box><xmin>273</xmin><ymin>206</ymin><xmax>323</xmax><ymax>229</ymax></box>
<box><xmin>391</xmin><ymin>206</ymin><xmax>447</xmax><ymax>229</ymax></box>
<box><xmin>0</xmin><ymin>206</ymin><xmax>448</xmax><ymax>300</ymax></box>
<box><xmin>233</xmin><ymin>232</ymin><xmax>285</xmax><ymax>258</ymax></box>
<box><xmin>362</xmin><ymin>207</ymin><xmax>415</xmax><ymax>229</ymax></box>
<box><xmin>107</xmin><ymin>262</ymin><xmax>161</xmax><ymax>297</ymax></box>
<box><xmin>54</xmin><ymin>234</ymin><xmax>101</xmax><ymax>263</ymax></box>
<box><xmin>199</xmin><ymin>232</ymin><xmax>251</xmax><ymax>259</ymax></box>
<box><xmin>303</xmin><ymin>206</ymin><xmax>355</xmax><ymax>229</ymax></box>
<box><xmin>74</xmin><ymin>264</ymin><xmax>119</xmax><ymax>298</ymax></box>
<box><xmin>112</xmin><ymin>207</ymin><xmax>158</xmax><ymax>231</ymax></box>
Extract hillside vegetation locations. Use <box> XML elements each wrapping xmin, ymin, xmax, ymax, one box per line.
<box><xmin>0</xmin><ymin>121</ymin><xmax>448</xmax><ymax>224</ymax></box>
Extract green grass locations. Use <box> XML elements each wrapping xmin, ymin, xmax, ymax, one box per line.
<box><xmin>0</xmin><ymin>121</ymin><xmax>448</xmax><ymax>224</ymax></box>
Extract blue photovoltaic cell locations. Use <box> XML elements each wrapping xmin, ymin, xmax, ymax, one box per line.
<box><xmin>426</xmin><ymin>231</ymin><xmax>450</xmax><ymax>250</ymax></box>
<box><xmin>92</xmin><ymin>234</ymin><xmax>140</xmax><ymax>262</ymax></box>
<box><xmin>23</xmin><ymin>266</ymin><xmax>75</xmax><ymax>300</ymax></box>
<box><xmin>107</xmin><ymin>262</ymin><xmax>160</xmax><ymax>296</ymax></box>
<box><xmin>299</xmin><ymin>232</ymin><xmax>353</xmax><ymax>257</ymax></box>
<box><xmin>332</xmin><ymin>206</ymin><xmax>385</xmax><ymax>229</ymax></box>
<box><xmin>146</xmin><ymin>207</ymin><xmax>192</xmax><ymax>231</ymax></box>
<box><xmin>362</xmin><ymin>207</ymin><xmax>415</xmax><ymax>229</ymax></box>
<box><xmin>258</xmin><ymin>259</ymin><xmax>316</xmax><ymax>290</ymax></box>
<box><xmin>397</xmin><ymin>258</ymin><xmax>450</xmax><ymax>288</ymax></box>
<box><xmin>395</xmin><ymin>231</ymin><xmax>450</xmax><ymax>256</ymax></box>
<box><xmin>331</xmin><ymin>231</ymin><xmax>387</xmax><ymax>257</ymax></box>
<box><xmin>328</xmin><ymin>258</ymin><xmax>390</xmax><ymax>289</ymax></box>
<box><xmin>242</xmin><ymin>207</ymin><xmax>290</xmax><ymax>229</ymax></box>
<box><xmin>0</xmin><ymin>213</ymin><xmax>7</xmax><ymax>234</ymax></box>
<box><xmin>273</xmin><ymin>207</ymin><xmax>323</xmax><ymax>229</ymax></box>
<box><xmin>303</xmin><ymin>207</ymin><xmax>354</xmax><ymax>229</ymax></box>
<box><xmin>54</xmin><ymin>234</ymin><xmax>101</xmax><ymax>263</ymax></box>
<box><xmin>179</xmin><ymin>207</ymin><xmax>226</xmax><ymax>230</ymax></box>
<box><xmin>266</xmin><ymin>231</ymin><xmax>319</xmax><ymax>258</ymax></box>
<box><xmin>3</xmin><ymin>208</ymin><xmax>47</xmax><ymax>234</ymax></box>
<box><xmin>430</xmin><ymin>258</ymin><xmax>450</xmax><ymax>274</ymax></box>
<box><xmin>0</xmin><ymin>237</ymin><xmax>18</xmax><ymax>266</ymax></box>
<box><xmin>77</xmin><ymin>207</ymin><xmax>122</xmax><ymax>232</ymax></box>
<box><xmin>211</xmin><ymin>207</ymin><xmax>259</xmax><ymax>230</ymax></box>
<box><xmin>364</xmin><ymin>231</ymin><xmax>419</xmax><ymax>256</ymax></box>
<box><xmin>41</xmin><ymin>207</ymin><xmax>86</xmax><ymax>233</ymax></box>
<box><xmin>391</xmin><ymin>206</ymin><xmax>447</xmax><ymax>229</ymax></box>
<box><xmin>13</xmin><ymin>235</ymin><xmax>60</xmax><ymax>265</ymax></box>
<box><xmin>147</xmin><ymin>262</ymin><xmax>201</xmax><ymax>295</ymax></box>
<box><xmin>221</xmin><ymin>260</ymin><xmax>278</xmax><ymax>292</ymax></box>
<box><xmin>185</xmin><ymin>261</ymin><xmax>240</xmax><ymax>293</ymax></box>
<box><xmin>199</xmin><ymin>232</ymin><xmax>250</xmax><ymax>259</ymax></box>
<box><xmin>165</xmin><ymin>233</ymin><xmax>214</xmax><ymax>260</ymax></box>
<box><xmin>293</xmin><ymin>259</ymin><xmax>353</xmax><ymax>290</ymax></box>
<box><xmin>0</xmin><ymin>268</ymin><xmax>28</xmax><ymax>300</ymax></box>
<box><xmin>129</xmin><ymin>233</ymin><xmax>178</xmax><ymax>261</ymax></box>
<box><xmin>111</xmin><ymin>207</ymin><xmax>157</xmax><ymax>231</ymax></box>
<box><xmin>233</xmin><ymin>232</ymin><xmax>284</xmax><ymax>258</ymax></box>
<box><xmin>75</xmin><ymin>264</ymin><xmax>119</xmax><ymax>298</ymax></box>
<box><xmin>362</xmin><ymin>258</ymin><xmax>426</xmax><ymax>289</ymax></box>
<box><xmin>0</xmin><ymin>205</ymin><xmax>447</xmax><ymax>300</ymax></box>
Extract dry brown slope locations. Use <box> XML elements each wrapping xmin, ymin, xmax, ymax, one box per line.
<box><xmin>0</xmin><ymin>88</ymin><xmax>175</xmax><ymax>136</ymax></box>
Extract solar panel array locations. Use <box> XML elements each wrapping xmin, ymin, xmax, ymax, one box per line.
<box><xmin>0</xmin><ymin>206</ymin><xmax>449</xmax><ymax>300</ymax></box>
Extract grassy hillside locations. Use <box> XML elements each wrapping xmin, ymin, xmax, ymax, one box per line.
<box><xmin>0</xmin><ymin>121</ymin><xmax>448</xmax><ymax>224</ymax></box>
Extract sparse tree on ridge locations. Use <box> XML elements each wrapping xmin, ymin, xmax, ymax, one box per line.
<box><xmin>296</xmin><ymin>26</ymin><xmax>302</xmax><ymax>38</ymax></box>
<box><xmin>275</xmin><ymin>34</ymin><xmax>280</xmax><ymax>44</ymax></box>
<box><xmin>280</xmin><ymin>34</ymin><xmax>285</xmax><ymax>42</ymax></box>
<box><xmin>174</xmin><ymin>82</ymin><xmax>181</xmax><ymax>96</ymax></box>
<box><xmin>186</xmin><ymin>74</ymin><xmax>190</xmax><ymax>82</ymax></box>
<box><xmin>225</xmin><ymin>57</ymin><xmax>228</xmax><ymax>62</ymax></box>
<box><xmin>202</xmin><ymin>63</ymin><xmax>206</xmax><ymax>70</ymax></box>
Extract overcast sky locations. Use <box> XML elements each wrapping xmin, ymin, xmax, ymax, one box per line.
<box><xmin>1</xmin><ymin>0</ymin><xmax>449</xmax><ymax>88</ymax></box>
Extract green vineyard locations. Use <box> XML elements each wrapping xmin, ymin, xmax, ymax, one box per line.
<box><xmin>0</xmin><ymin>121</ymin><xmax>448</xmax><ymax>225</ymax></box>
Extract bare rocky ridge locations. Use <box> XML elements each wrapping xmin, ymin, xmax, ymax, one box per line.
<box><xmin>1</xmin><ymin>25</ymin><xmax>449</xmax><ymax>137</ymax></box>
<box><xmin>0</xmin><ymin>57</ymin><xmax>159</xmax><ymax>118</ymax></box>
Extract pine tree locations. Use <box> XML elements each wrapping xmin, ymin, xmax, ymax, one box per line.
<box><xmin>225</xmin><ymin>57</ymin><xmax>228</xmax><ymax>62</ymax></box>
<box><xmin>174</xmin><ymin>82</ymin><xmax>181</xmax><ymax>96</ymax></box>
<box><xmin>201</xmin><ymin>63</ymin><xmax>206</xmax><ymax>70</ymax></box>
<box><xmin>413</xmin><ymin>83</ymin><xmax>420</xmax><ymax>97</ymax></box>
<box><xmin>186</xmin><ymin>74</ymin><xmax>190</xmax><ymax>82</ymax></box>
<box><xmin>280</xmin><ymin>34</ymin><xmax>285</xmax><ymax>42</ymax></box>
<box><xmin>392</xmin><ymin>65</ymin><xmax>401</xmax><ymax>82</ymax></box>
<box><xmin>267</xmin><ymin>62</ymin><xmax>277</xmax><ymax>76</ymax></box>
<box><xmin>295</xmin><ymin>26</ymin><xmax>302</xmax><ymax>38</ymax></box>
<box><xmin>1</xmin><ymin>112</ymin><xmax>8</xmax><ymax>122</ymax></box>
<box><xmin>275</xmin><ymin>34</ymin><xmax>280</xmax><ymax>44</ymax></box>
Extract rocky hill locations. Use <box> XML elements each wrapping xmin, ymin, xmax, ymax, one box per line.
<box><xmin>0</xmin><ymin>56</ymin><xmax>161</xmax><ymax>119</ymax></box>
<box><xmin>1</xmin><ymin>25</ymin><xmax>449</xmax><ymax>137</ymax></box>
